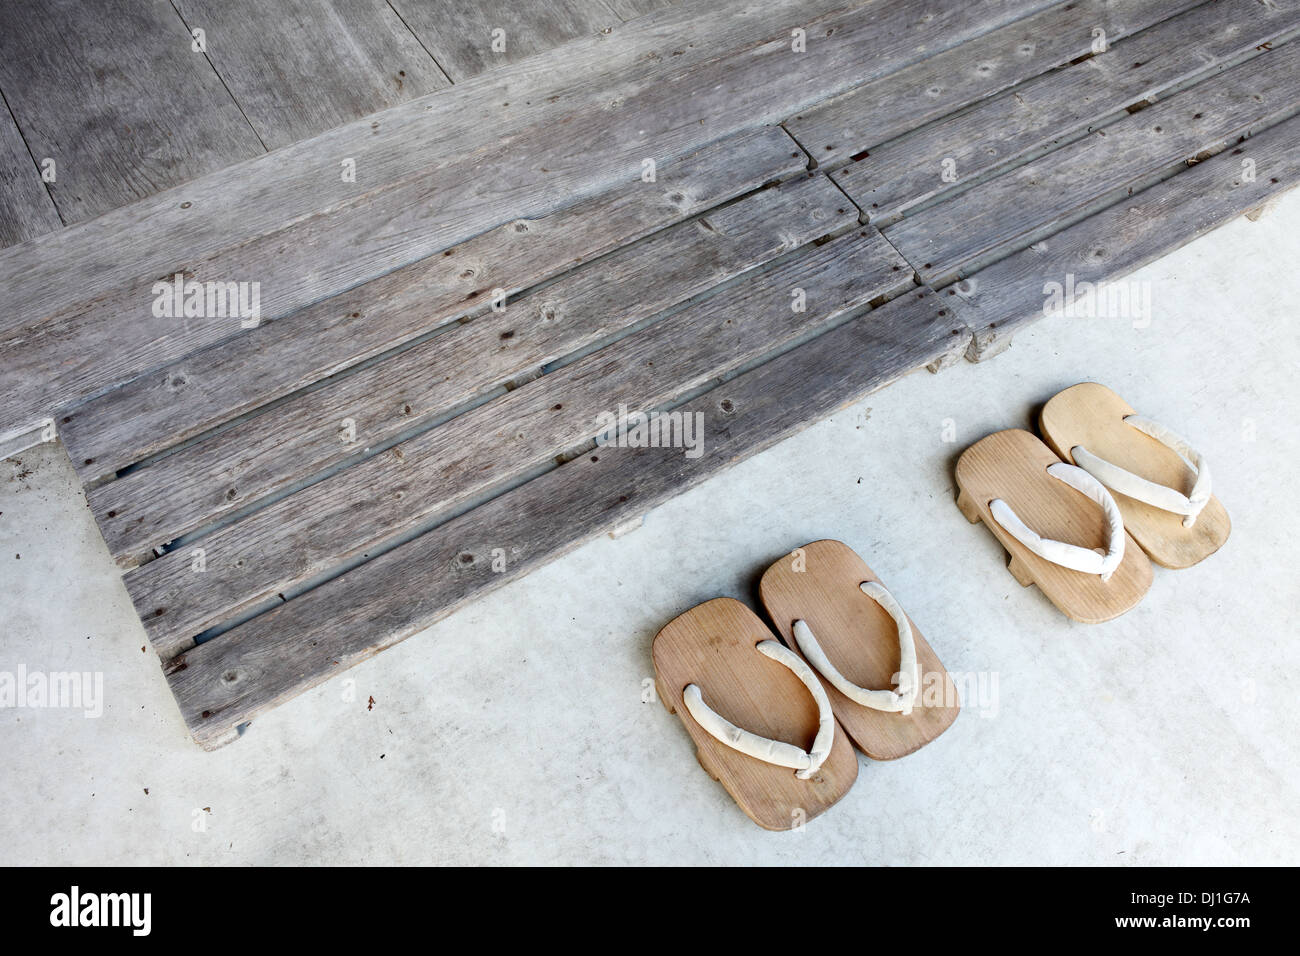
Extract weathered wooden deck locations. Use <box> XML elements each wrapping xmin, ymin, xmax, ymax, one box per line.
<box><xmin>2</xmin><ymin>0</ymin><xmax>1298</xmax><ymax>747</ymax></box>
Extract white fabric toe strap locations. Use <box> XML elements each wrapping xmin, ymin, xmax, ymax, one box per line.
<box><xmin>682</xmin><ymin>640</ymin><xmax>835</xmax><ymax>779</ymax></box>
<box><xmin>1070</xmin><ymin>415</ymin><xmax>1211</xmax><ymax>528</ymax></box>
<box><xmin>989</xmin><ymin>462</ymin><xmax>1125</xmax><ymax>581</ymax></box>
<box><xmin>792</xmin><ymin>582</ymin><xmax>919</xmax><ymax>715</ymax></box>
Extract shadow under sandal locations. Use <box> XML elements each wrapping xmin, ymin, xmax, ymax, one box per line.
<box><xmin>653</xmin><ymin>597</ymin><xmax>858</xmax><ymax>830</ymax></box>
<box><xmin>1039</xmin><ymin>382</ymin><xmax>1229</xmax><ymax>569</ymax></box>
<box><xmin>955</xmin><ymin>428</ymin><xmax>1152</xmax><ymax>623</ymax></box>
<box><xmin>759</xmin><ymin>540</ymin><xmax>960</xmax><ymax>761</ymax></box>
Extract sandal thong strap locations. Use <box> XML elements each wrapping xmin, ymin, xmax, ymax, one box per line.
<box><xmin>792</xmin><ymin>581</ymin><xmax>919</xmax><ymax>715</ymax></box>
<box><xmin>1070</xmin><ymin>415</ymin><xmax>1211</xmax><ymax>528</ymax></box>
<box><xmin>989</xmin><ymin>462</ymin><xmax>1125</xmax><ymax>581</ymax></box>
<box><xmin>682</xmin><ymin>640</ymin><xmax>835</xmax><ymax>779</ymax></box>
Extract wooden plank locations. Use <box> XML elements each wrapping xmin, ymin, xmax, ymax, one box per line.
<box><xmin>125</xmin><ymin>228</ymin><xmax>911</xmax><ymax>657</ymax></box>
<box><xmin>951</xmin><ymin>112</ymin><xmax>1300</xmax><ymax>360</ymax></box>
<box><xmin>835</xmin><ymin>0</ymin><xmax>1300</xmax><ymax>224</ymax></box>
<box><xmin>162</xmin><ymin>286</ymin><xmax>968</xmax><ymax>749</ymax></box>
<box><xmin>0</xmin><ymin>0</ymin><xmax>851</xmax><ymax>338</ymax></box>
<box><xmin>84</xmin><ymin>172</ymin><xmax>853</xmax><ymax>563</ymax></box>
<box><xmin>604</xmin><ymin>0</ymin><xmax>676</xmax><ymax>20</ymax></box>
<box><xmin>173</xmin><ymin>0</ymin><xmax>451</xmax><ymax>149</ymax></box>
<box><xmin>881</xmin><ymin>40</ymin><xmax>1300</xmax><ymax>286</ymax></box>
<box><xmin>387</xmin><ymin>0</ymin><xmax>619</xmax><ymax>80</ymax></box>
<box><xmin>0</xmin><ymin>0</ymin><xmax>263</xmax><ymax>225</ymax></box>
<box><xmin>0</xmin><ymin>0</ymin><xmax>1052</xmax><ymax>429</ymax></box>
<box><xmin>0</xmin><ymin>96</ymin><xmax>60</xmax><ymax>248</ymax></box>
<box><xmin>61</xmin><ymin>126</ymin><xmax>808</xmax><ymax>483</ymax></box>
<box><xmin>785</xmin><ymin>0</ymin><xmax>1200</xmax><ymax>170</ymax></box>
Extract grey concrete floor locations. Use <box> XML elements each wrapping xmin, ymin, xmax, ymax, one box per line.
<box><xmin>2</xmin><ymin>191</ymin><xmax>1298</xmax><ymax>866</ymax></box>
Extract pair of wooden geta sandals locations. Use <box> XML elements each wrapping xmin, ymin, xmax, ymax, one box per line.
<box><xmin>956</xmin><ymin>383</ymin><xmax>1230</xmax><ymax>622</ymax></box>
<box><xmin>654</xmin><ymin>540</ymin><xmax>960</xmax><ymax>830</ymax></box>
<box><xmin>653</xmin><ymin>384</ymin><xmax>1227</xmax><ymax>829</ymax></box>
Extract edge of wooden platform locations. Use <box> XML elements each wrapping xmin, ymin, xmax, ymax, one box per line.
<box><xmin>163</xmin><ymin>286</ymin><xmax>971</xmax><ymax>749</ymax></box>
<box><xmin>953</xmin><ymin>112</ymin><xmax>1300</xmax><ymax>361</ymax></box>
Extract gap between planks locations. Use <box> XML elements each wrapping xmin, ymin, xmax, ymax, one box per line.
<box><xmin>951</xmin><ymin>111</ymin><xmax>1300</xmax><ymax>360</ymax></box>
<box><xmin>83</xmin><ymin>169</ymin><xmax>854</xmax><ymax>573</ymax></box>
<box><xmin>162</xmin><ymin>287</ymin><xmax>970</xmax><ymax>749</ymax></box>
<box><xmin>830</xmin><ymin>0</ymin><xmax>1300</xmax><ymax>227</ymax></box>
<box><xmin>0</xmin><ymin>0</ymin><xmax>1053</xmax><ymax>431</ymax></box>
<box><xmin>60</xmin><ymin>126</ymin><xmax>811</xmax><ymax>489</ymax></box>
<box><xmin>125</xmin><ymin>223</ymin><xmax>913</xmax><ymax>658</ymax></box>
<box><xmin>874</xmin><ymin>39</ymin><xmax>1300</xmax><ymax>287</ymax></box>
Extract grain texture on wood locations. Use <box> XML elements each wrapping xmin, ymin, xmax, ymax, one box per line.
<box><xmin>604</xmin><ymin>0</ymin><xmax>675</xmax><ymax>21</ymax></box>
<box><xmin>174</xmin><ymin>0</ymin><xmax>451</xmax><ymax>149</ymax></box>
<box><xmin>836</xmin><ymin>0</ymin><xmax>1300</xmax><ymax>224</ymax></box>
<box><xmin>653</xmin><ymin>598</ymin><xmax>858</xmax><ymax>830</ymax></box>
<box><xmin>388</xmin><ymin>0</ymin><xmax>618</xmax><ymax>80</ymax></box>
<box><xmin>0</xmin><ymin>0</ymin><xmax>1050</xmax><ymax>430</ymax></box>
<box><xmin>954</xmin><ymin>112</ymin><xmax>1300</xmax><ymax>359</ymax></box>
<box><xmin>881</xmin><ymin>40</ymin><xmax>1300</xmax><ymax>285</ymax></box>
<box><xmin>61</xmin><ymin>127</ymin><xmax>808</xmax><ymax>484</ymax></box>
<box><xmin>0</xmin><ymin>0</ymin><xmax>851</xmax><ymax>338</ymax></box>
<box><xmin>162</xmin><ymin>288</ymin><xmax>968</xmax><ymax>748</ymax></box>
<box><xmin>786</xmin><ymin>0</ymin><xmax>1196</xmax><ymax>170</ymax></box>
<box><xmin>126</xmin><ymin>227</ymin><xmax>906</xmax><ymax>656</ymax></box>
<box><xmin>85</xmin><ymin>173</ymin><xmax>850</xmax><ymax>563</ymax></box>
<box><xmin>0</xmin><ymin>0</ymin><xmax>263</xmax><ymax>224</ymax></box>
<box><xmin>759</xmin><ymin>540</ymin><xmax>960</xmax><ymax>760</ymax></box>
<box><xmin>0</xmin><ymin>99</ymin><xmax>59</xmax><ymax>248</ymax></box>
